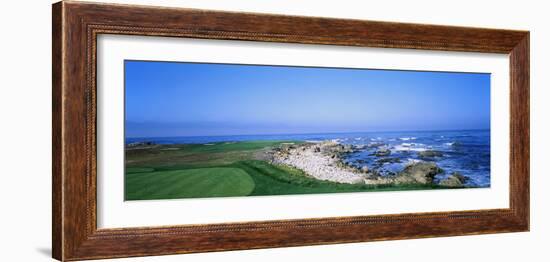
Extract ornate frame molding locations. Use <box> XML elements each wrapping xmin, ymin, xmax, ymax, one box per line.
<box><xmin>53</xmin><ymin>1</ymin><xmax>529</xmax><ymax>261</ymax></box>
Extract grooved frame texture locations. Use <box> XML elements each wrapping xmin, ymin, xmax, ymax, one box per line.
<box><xmin>52</xmin><ymin>1</ymin><xmax>530</xmax><ymax>261</ymax></box>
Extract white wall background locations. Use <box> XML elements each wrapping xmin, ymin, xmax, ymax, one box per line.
<box><xmin>0</xmin><ymin>0</ymin><xmax>546</xmax><ymax>261</ymax></box>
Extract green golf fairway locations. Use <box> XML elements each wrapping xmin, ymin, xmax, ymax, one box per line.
<box><xmin>125</xmin><ymin>141</ymin><xmax>448</xmax><ymax>200</ymax></box>
<box><xmin>125</xmin><ymin>167</ymin><xmax>255</xmax><ymax>200</ymax></box>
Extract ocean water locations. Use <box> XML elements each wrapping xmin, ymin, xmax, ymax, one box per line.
<box><xmin>127</xmin><ymin>129</ymin><xmax>490</xmax><ymax>187</ymax></box>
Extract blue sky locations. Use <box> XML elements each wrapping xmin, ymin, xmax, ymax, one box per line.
<box><xmin>125</xmin><ymin>60</ymin><xmax>490</xmax><ymax>138</ymax></box>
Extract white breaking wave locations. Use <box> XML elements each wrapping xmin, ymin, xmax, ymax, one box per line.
<box><xmin>394</xmin><ymin>144</ymin><xmax>428</xmax><ymax>152</ymax></box>
<box><xmin>405</xmin><ymin>158</ymin><xmax>421</xmax><ymax>164</ymax></box>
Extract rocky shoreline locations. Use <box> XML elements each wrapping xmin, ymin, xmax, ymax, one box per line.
<box><xmin>271</xmin><ymin>140</ymin><xmax>466</xmax><ymax>187</ymax></box>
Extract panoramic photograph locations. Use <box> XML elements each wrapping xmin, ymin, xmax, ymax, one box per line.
<box><xmin>124</xmin><ymin>60</ymin><xmax>491</xmax><ymax>201</ymax></box>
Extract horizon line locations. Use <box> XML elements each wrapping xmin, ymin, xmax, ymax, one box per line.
<box><xmin>125</xmin><ymin>128</ymin><xmax>490</xmax><ymax>140</ymax></box>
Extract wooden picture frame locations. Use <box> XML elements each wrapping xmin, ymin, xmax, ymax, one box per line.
<box><xmin>52</xmin><ymin>1</ymin><xmax>529</xmax><ymax>261</ymax></box>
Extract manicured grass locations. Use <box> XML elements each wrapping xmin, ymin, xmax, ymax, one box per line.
<box><xmin>125</xmin><ymin>140</ymin><xmax>299</xmax><ymax>169</ymax></box>
<box><xmin>125</xmin><ymin>160</ymin><xmax>444</xmax><ymax>200</ymax></box>
<box><xmin>177</xmin><ymin>140</ymin><xmax>298</xmax><ymax>153</ymax></box>
<box><xmin>125</xmin><ymin>167</ymin><xmax>254</xmax><ymax>200</ymax></box>
<box><xmin>234</xmin><ymin>160</ymin><xmax>444</xmax><ymax>196</ymax></box>
<box><xmin>125</xmin><ymin>141</ymin><xmax>448</xmax><ymax>201</ymax></box>
<box><xmin>126</xmin><ymin>167</ymin><xmax>155</xmax><ymax>173</ymax></box>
